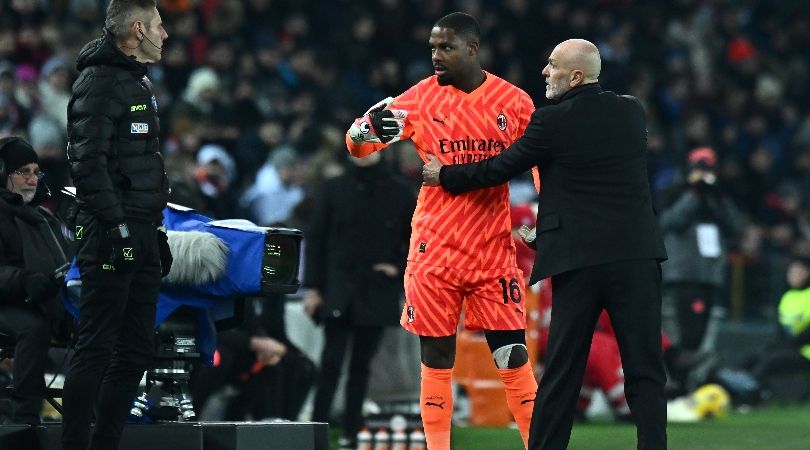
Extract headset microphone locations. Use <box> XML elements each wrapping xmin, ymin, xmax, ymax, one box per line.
<box><xmin>140</xmin><ymin>29</ymin><xmax>162</xmax><ymax>50</ymax></box>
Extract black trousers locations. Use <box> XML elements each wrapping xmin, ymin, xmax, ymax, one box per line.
<box><xmin>62</xmin><ymin>219</ymin><xmax>161</xmax><ymax>450</ymax></box>
<box><xmin>311</xmin><ymin>317</ymin><xmax>384</xmax><ymax>439</ymax></box>
<box><xmin>662</xmin><ymin>282</ymin><xmax>717</xmax><ymax>351</ymax></box>
<box><xmin>0</xmin><ymin>303</ymin><xmax>51</xmax><ymax>424</ymax></box>
<box><xmin>529</xmin><ymin>259</ymin><xmax>667</xmax><ymax>450</ymax></box>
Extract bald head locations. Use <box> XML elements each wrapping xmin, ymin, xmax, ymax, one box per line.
<box><xmin>542</xmin><ymin>38</ymin><xmax>601</xmax><ymax>100</ymax></box>
<box><xmin>558</xmin><ymin>39</ymin><xmax>601</xmax><ymax>82</ymax></box>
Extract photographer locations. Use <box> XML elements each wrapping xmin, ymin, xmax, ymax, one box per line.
<box><xmin>658</xmin><ymin>147</ymin><xmax>743</xmax><ymax>391</ymax></box>
<box><xmin>0</xmin><ymin>136</ymin><xmax>72</xmax><ymax>425</ymax></box>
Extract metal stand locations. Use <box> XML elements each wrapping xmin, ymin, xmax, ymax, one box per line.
<box><xmin>130</xmin><ymin>327</ymin><xmax>198</xmax><ymax>422</ymax></box>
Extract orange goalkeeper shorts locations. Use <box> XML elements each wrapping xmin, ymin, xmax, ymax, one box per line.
<box><xmin>401</xmin><ymin>262</ymin><xmax>527</xmax><ymax>337</ymax></box>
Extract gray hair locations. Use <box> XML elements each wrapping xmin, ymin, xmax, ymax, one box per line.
<box><xmin>105</xmin><ymin>0</ymin><xmax>156</xmax><ymax>39</ymax></box>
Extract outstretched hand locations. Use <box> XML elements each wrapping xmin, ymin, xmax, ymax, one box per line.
<box><xmin>348</xmin><ymin>97</ymin><xmax>408</xmax><ymax>144</ymax></box>
<box><xmin>422</xmin><ymin>153</ymin><xmax>443</xmax><ymax>186</ymax></box>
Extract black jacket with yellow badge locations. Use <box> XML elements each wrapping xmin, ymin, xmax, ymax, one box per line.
<box><xmin>67</xmin><ymin>28</ymin><xmax>169</xmax><ymax>226</ymax></box>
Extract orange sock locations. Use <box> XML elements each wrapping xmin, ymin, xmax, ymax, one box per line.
<box><xmin>420</xmin><ymin>364</ymin><xmax>453</xmax><ymax>450</ymax></box>
<box><xmin>498</xmin><ymin>363</ymin><xmax>538</xmax><ymax>449</ymax></box>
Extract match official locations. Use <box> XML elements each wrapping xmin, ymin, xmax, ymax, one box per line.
<box><xmin>62</xmin><ymin>1</ymin><xmax>171</xmax><ymax>449</ymax></box>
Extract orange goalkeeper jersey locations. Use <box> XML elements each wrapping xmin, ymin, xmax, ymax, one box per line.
<box><xmin>347</xmin><ymin>71</ymin><xmax>535</xmax><ymax>270</ymax></box>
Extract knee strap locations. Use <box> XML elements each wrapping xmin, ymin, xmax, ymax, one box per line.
<box><xmin>485</xmin><ymin>329</ymin><xmax>528</xmax><ymax>369</ymax></box>
<box><xmin>492</xmin><ymin>343</ymin><xmax>528</xmax><ymax>369</ymax></box>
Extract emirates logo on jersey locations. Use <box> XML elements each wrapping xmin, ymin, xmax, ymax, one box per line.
<box><xmin>497</xmin><ymin>113</ymin><xmax>507</xmax><ymax>131</ymax></box>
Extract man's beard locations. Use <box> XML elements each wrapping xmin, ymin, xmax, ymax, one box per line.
<box><xmin>20</xmin><ymin>190</ymin><xmax>36</xmax><ymax>204</ymax></box>
<box><xmin>545</xmin><ymin>82</ymin><xmax>566</xmax><ymax>100</ymax></box>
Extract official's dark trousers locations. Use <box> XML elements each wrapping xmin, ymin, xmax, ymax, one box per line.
<box><xmin>312</xmin><ymin>317</ymin><xmax>384</xmax><ymax>439</ymax></box>
<box><xmin>0</xmin><ymin>304</ymin><xmax>51</xmax><ymax>424</ymax></box>
<box><xmin>529</xmin><ymin>259</ymin><xmax>667</xmax><ymax>450</ymax></box>
<box><xmin>62</xmin><ymin>219</ymin><xmax>161</xmax><ymax>450</ymax></box>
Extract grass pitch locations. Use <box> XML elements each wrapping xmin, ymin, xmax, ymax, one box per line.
<box><xmin>452</xmin><ymin>404</ymin><xmax>810</xmax><ymax>450</ymax></box>
<box><xmin>331</xmin><ymin>404</ymin><xmax>810</xmax><ymax>449</ymax></box>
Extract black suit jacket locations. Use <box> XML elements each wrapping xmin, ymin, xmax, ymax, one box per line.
<box><xmin>440</xmin><ymin>83</ymin><xmax>667</xmax><ymax>284</ymax></box>
<box><xmin>304</xmin><ymin>164</ymin><xmax>416</xmax><ymax>326</ymax></box>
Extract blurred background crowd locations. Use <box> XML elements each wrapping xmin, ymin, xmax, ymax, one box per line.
<box><xmin>1</xmin><ymin>0</ymin><xmax>808</xmax><ymax>359</ymax></box>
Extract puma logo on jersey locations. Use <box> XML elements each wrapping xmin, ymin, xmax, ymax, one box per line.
<box><xmin>432</xmin><ymin>116</ymin><xmax>446</xmax><ymax>126</ymax></box>
<box><xmin>425</xmin><ymin>401</ymin><xmax>446</xmax><ymax>409</ymax></box>
<box><xmin>520</xmin><ymin>398</ymin><xmax>535</xmax><ymax>405</ymax></box>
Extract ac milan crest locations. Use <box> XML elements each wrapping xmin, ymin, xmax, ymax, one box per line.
<box><xmin>497</xmin><ymin>113</ymin><xmax>507</xmax><ymax>131</ymax></box>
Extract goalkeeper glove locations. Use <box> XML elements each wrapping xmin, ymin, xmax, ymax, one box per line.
<box><xmin>349</xmin><ymin>97</ymin><xmax>407</xmax><ymax>144</ymax></box>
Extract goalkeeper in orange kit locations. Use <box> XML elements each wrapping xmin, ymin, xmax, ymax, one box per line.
<box><xmin>346</xmin><ymin>12</ymin><xmax>539</xmax><ymax>450</ymax></box>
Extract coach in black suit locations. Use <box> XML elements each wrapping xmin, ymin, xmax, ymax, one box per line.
<box><xmin>423</xmin><ymin>39</ymin><xmax>668</xmax><ymax>450</ymax></box>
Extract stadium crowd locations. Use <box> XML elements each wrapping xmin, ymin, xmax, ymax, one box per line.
<box><xmin>2</xmin><ymin>0</ymin><xmax>808</xmax><ymax>320</ymax></box>
<box><xmin>1</xmin><ymin>0</ymin><xmax>809</xmax><ymax>412</ymax></box>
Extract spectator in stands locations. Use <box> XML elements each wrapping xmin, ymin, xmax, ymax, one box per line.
<box><xmin>239</xmin><ymin>145</ymin><xmax>304</xmax><ymax>227</ymax></box>
<box><xmin>170</xmin><ymin>67</ymin><xmax>221</xmax><ymax>143</ymax></box>
<box><xmin>233</xmin><ymin>119</ymin><xmax>286</xmax><ymax>183</ymax></box>
<box><xmin>27</xmin><ymin>115</ymin><xmax>69</xmax><ymax>194</ymax></box>
<box><xmin>0</xmin><ymin>63</ymin><xmax>30</xmax><ymax>135</ymax></box>
<box><xmin>164</xmin><ymin>143</ymin><xmax>239</xmax><ymax>219</ymax></box>
<box><xmin>0</xmin><ymin>0</ymin><xmax>808</xmax><ymax>402</ymax></box>
<box><xmin>36</xmin><ymin>56</ymin><xmax>72</xmax><ymax>131</ymax></box>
